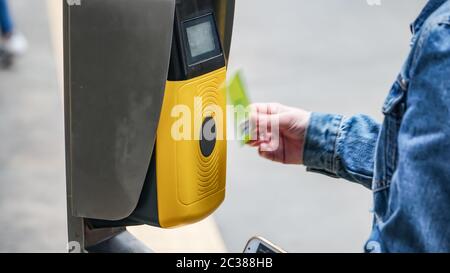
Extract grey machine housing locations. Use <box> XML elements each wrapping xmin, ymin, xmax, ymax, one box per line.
<box><xmin>63</xmin><ymin>0</ymin><xmax>235</xmax><ymax>252</ymax></box>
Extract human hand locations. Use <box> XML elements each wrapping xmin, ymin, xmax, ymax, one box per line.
<box><xmin>246</xmin><ymin>103</ymin><xmax>311</xmax><ymax>165</ymax></box>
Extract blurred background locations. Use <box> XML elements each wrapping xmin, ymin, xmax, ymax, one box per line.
<box><xmin>0</xmin><ymin>0</ymin><xmax>426</xmax><ymax>252</ymax></box>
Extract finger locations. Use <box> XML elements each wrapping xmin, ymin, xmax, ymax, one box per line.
<box><xmin>258</xmin><ymin>136</ymin><xmax>286</xmax><ymax>163</ymax></box>
<box><xmin>249</xmin><ymin>103</ymin><xmax>287</xmax><ymax>115</ymax></box>
<box><xmin>246</xmin><ymin>140</ymin><xmax>264</xmax><ymax>147</ymax></box>
<box><xmin>258</xmin><ymin>142</ymin><xmax>282</xmax><ymax>163</ymax></box>
<box><xmin>259</xmin><ymin>138</ymin><xmax>281</xmax><ymax>153</ymax></box>
<box><xmin>258</xmin><ymin>148</ymin><xmax>275</xmax><ymax>162</ymax></box>
<box><xmin>249</xmin><ymin>113</ymin><xmax>283</xmax><ymax>141</ymax></box>
<box><xmin>259</xmin><ymin>113</ymin><xmax>280</xmax><ymax>132</ymax></box>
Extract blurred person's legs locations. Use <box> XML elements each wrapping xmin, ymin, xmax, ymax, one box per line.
<box><xmin>0</xmin><ymin>0</ymin><xmax>27</xmax><ymax>57</ymax></box>
<box><xmin>0</xmin><ymin>0</ymin><xmax>13</xmax><ymax>36</ymax></box>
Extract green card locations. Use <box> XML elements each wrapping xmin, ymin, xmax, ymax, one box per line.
<box><xmin>228</xmin><ymin>71</ymin><xmax>251</xmax><ymax>108</ymax></box>
<box><xmin>227</xmin><ymin>71</ymin><xmax>251</xmax><ymax>144</ymax></box>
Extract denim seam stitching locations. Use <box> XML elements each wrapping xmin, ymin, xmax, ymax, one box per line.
<box><xmin>331</xmin><ymin>115</ymin><xmax>345</xmax><ymax>174</ymax></box>
<box><xmin>373</xmin><ymin>181</ymin><xmax>390</xmax><ymax>193</ymax></box>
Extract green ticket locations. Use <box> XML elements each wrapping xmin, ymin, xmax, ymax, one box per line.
<box><xmin>227</xmin><ymin>71</ymin><xmax>251</xmax><ymax>144</ymax></box>
<box><xmin>228</xmin><ymin>71</ymin><xmax>251</xmax><ymax>108</ymax></box>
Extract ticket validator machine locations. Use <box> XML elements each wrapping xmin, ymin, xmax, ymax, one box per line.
<box><xmin>64</xmin><ymin>0</ymin><xmax>234</xmax><ymax>252</ymax></box>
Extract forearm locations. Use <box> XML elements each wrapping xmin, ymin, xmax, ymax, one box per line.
<box><xmin>303</xmin><ymin>112</ymin><xmax>380</xmax><ymax>189</ymax></box>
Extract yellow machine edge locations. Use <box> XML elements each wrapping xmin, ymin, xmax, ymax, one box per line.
<box><xmin>156</xmin><ymin>67</ymin><xmax>228</xmax><ymax>228</ymax></box>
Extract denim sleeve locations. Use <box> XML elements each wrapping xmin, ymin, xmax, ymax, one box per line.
<box><xmin>303</xmin><ymin>113</ymin><xmax>380</xmax><ymax>189</ymax></box>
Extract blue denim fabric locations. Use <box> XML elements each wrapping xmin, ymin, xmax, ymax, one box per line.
<box><xmin>0</xmin><ymin>0</ymin><xmax>13</xmax><ymax>36</ymax></box>
<box><xmin>303</xmin><ymin>0</ymin><xmax>450</xmax><ymax>253</ymax></box>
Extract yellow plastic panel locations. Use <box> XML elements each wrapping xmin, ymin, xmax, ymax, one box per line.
<box><xmin>156</xmin><ymin>68</ymin><xmax>227</xmax><ymax>228</ymax></box>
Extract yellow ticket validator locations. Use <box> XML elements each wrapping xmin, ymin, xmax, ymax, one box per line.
<box><xmin>155</xmin><ymin>2</ymin><xmax>228</xmax><ymax>228</ymax></box>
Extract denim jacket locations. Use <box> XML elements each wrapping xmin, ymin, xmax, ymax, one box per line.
<box><xmin>303</xmin><ymin>0</ymin><xmax>450</xmax><ymax>253</ymax></box>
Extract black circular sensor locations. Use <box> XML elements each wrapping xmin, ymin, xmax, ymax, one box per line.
<box><xmin>200</xmin><ymin>117</ymin><xmax>216</xmax><ymax>157</ymax></box>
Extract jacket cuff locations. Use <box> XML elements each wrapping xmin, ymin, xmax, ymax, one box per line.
<box><xmin>303</xmin><ymin>112</ymin><xmax>344</xmax><ymax>175</ymax></box>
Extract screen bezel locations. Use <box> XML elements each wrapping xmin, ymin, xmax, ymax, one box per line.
<box><xmin>244</xmin><ymin>237</ymin><xmax>286</xmax><ymax>253</ymax></box>
<box><xmin>168</xmin><ymin>3</ymin><xmax>226</xmax><ymax>81</ymax></box>
<box><xmin>182</xmin><ymin>13</ymin><xmax>223</xmax><ymax>66</ymax></box>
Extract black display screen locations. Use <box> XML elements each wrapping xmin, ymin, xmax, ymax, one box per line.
<box><xmin>183</xmin><ymin>14</ymin><xmax>222</xmax><ymax>65</ymax></box>
<box><xmin>256</xmin><ymin>243</ymin><xmax>277</xmax><ymax>253</ymax></box>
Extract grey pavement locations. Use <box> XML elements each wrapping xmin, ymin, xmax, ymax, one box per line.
<box><xmin>0</xmin><ymin>0</ymin><xmax>66</xmax><ymax>252</ymax></box>
<box><xmin>0</xmin><ymin>0</ymin><xmax>427</xmax><ymax>253</ymax></box>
